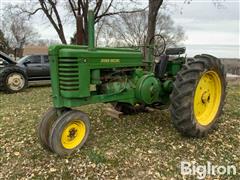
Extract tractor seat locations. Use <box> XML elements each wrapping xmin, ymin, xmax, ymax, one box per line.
<box><xmin>165</xmin><ymin>47</ymin><xmax>186</xmax><ymax>55</ymax></box>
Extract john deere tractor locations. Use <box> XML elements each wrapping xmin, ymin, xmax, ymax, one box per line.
<box><xmin>38</xmin><ymin>11</ymin><xmax>226</xmax><ymax>156</ymax></box>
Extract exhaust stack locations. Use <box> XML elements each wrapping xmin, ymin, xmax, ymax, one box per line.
<box><xmin>88</xmin><ymin>10</ymin><xmax>95</xmax><ymax>50</ymax></box>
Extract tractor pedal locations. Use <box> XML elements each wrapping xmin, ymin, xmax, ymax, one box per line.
<box><xmin>104</xmin><ymin>107</ymin><xmax>123</xmax><ymax>120</ymax></box>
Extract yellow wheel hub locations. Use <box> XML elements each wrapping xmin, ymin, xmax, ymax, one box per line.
<box><xmin>61</xmin><ymin>120</ymin><xmax>86</xmax><ymax>149</ymax></box>
<box><xmin>194</xmin><ymin>71</ymin><xmax>222</xmax><ymax>126</ymax></box>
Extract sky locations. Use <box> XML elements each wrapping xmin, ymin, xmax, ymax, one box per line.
<box><xmin>169</xmin><ymin>0</ymin><xmax>239</xmax><ymax>46</ymax></box>
<box><xmin>0</xmin><ymin>0</ymin><xmax>239</xmax><ymax>57</ymax></box>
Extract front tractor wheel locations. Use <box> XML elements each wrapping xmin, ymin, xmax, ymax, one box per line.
<box><xmin>37</xmin><ymin>108</ymin><xmax>58</xmax><ymax>151</ymax></box>
<box><xmin>37</xmin><ymin>107</ymin><xmax>70</xmax><ymax>151</ymax></box>
<box><xmin>49</xmin><ymin>110</ymin><xmax>90</xmax><ymax>156</ymax></box>
<box><xmin>170</xmin><ymin>54</ymin><xmax>226</xmax><ymax>137</ymax></box>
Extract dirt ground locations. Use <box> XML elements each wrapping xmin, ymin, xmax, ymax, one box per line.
<box><xmin>0</xmin><ymin>83</ymin><xmax>239</xmax><ymax>179</ymax></box>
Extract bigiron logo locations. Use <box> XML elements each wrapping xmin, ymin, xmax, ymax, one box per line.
<box><xmin>180</xmin><ymin>161</ymin><xmax>237</xmax><ymax>179</ymax></box>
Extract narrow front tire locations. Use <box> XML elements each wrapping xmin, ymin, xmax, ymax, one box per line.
<box><xmin>49</xmin><ymin>110</ymin><xmax>90</xmax><ymax>156</ymax></box>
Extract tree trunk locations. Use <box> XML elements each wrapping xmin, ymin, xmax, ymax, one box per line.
<box><xmin>83</xmin><ymin>9</ymin><xmax>89</xmax><ymax>45</ymax></box>
<box><xmin>76</xmin><ymin>15</ymin><xmax>84</xmax><ymax>45</ymax></box>
<box><xmin>56</xmin><ymin>29</ymin><xmax>67</xmax><ymax>44</ymax></box>
<box><xmin>146</xmin><ymin>0</ymin><xmax>163</xmax><ymax>44</ymax></box>
<box><xmin>39</xmin><ymin>0</ymin><xmax>67</xmax><ymax>44</ymax></box>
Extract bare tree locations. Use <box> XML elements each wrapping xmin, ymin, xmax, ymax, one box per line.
<box><xmin>146</xmin><ymin>0</ymin><xmax>225</xmax><ymax>45</ymax></box>
<box><xmin>8</xmin><ymin>0</ymin><xmax>223</xmax><ymax>46</ymax></box>
<box><xmin>2</xmin><ymin>7</ymin><xmax>39</xmax><ymax>50</ymax></box>
<box><xmin>11</xmin><ymin>0</ymin><xmax>68</xmax><ymax>44</ymax></box>
<box><xmin>68</xmin><ymin>0</ymin><xmax>147</xmax><ymax>44</ymax></box>
<box><xmin>0</xmin><ymin>30</ymin><xmax>10</xmax><ymax>53</ymax></box>
<box><xmin>146</xmin><ymin>0</ymin><xmax>164</xmax><ymax>44</ymax></box>
<box><xmin>12</xmin><ymin>0</ymin><xmax>146</xmax><ymax>45</ymax></box>
<box><xmin>156</xmin><ymin>12</ymin><xmax>186</xmax><ymax>47</ymax></box>
<box><xmin>97</xmin><ymin>11</ymin><xmax>185</xmax><ymax>48</ymax></box>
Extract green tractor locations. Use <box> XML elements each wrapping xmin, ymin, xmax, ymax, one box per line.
<box><xmin>38</xmin><ymin>11</ymin><xmax>226</xmax><ymax>156</ymax></box>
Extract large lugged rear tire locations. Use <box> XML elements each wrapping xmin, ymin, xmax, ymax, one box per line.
<box><xmin>170</xmin><ymin>54</ymin><xmax>226</xmax><ymax>137</ymax></box>
<box><xmin>0</xmin><ymin>66</ymin><xmax>28</xmax><ymax>93</ymax></box>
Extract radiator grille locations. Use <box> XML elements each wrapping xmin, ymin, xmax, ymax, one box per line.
<box><xmin>58</xmin><ymin>58</ymin><xmax>79</xmax><ymax>91</ymax></box>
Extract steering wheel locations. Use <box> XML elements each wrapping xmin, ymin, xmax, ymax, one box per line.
<box><xmin>149</xmin><ymin>34</ymin><xmax>166</xmax><ymax>57</ymax></box>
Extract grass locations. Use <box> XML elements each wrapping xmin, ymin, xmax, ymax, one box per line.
<box><xmin>0</xmin><ymin>83</ymin><xmax>239</xmax><ymax>179</ymax></box>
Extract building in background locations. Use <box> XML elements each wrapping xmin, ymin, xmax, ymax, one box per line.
<box><xmin>23</xmin><ymin>45</ymin><xmax>48</xmax><ymax>56</ymax></box>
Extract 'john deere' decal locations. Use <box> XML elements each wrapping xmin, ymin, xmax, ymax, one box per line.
<box><xmin>101</xmin><ymin>59</ymin><xmax>120</xmax><ymax>63</ymax></box>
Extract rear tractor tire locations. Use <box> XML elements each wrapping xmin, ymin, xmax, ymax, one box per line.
<box><xmin>170</xmin><ymin>54</ymin><xmax>226</xmax><ymax>137</ymax></box>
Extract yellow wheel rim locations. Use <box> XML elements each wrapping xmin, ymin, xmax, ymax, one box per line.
<box><xmin>61</xmin><ymin>120</ymin><xmax>86</xmax><ymax>149</ymax></box>
<box><xmin>194</xmin><ymin>71</ymin><xmax>222</xmax><ymax>126</ymax></box>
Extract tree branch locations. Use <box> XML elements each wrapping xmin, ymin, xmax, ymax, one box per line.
<box><xmin>39</xmin><ymin>0</ymin><xmax>67</xmax><ymax>44</ymax></box>
<box><xmin>95</xmin><ymin>0</ymin><xmax>113</xmax><ymax>19</ymax></box>
<box><xmin>68</xmin><ymin>0</ymin><xmax>77</xmax><ymax>18</ymax></box>
<box><xmin>95</xmin><ymin>7</ymin><xmax>148</xmax><ymax>23</ymax></box>
<box><xmin>78</xmin><ymin>0</ymin><xmax>84</xmax><ymax>12</ymax></box>
<box><xmin>94</xmin><ymin>0</ymin><xmax>103</xmax><ymax>17</ymax></box>
<box><xmin>21</xmin><ymin>7</ymin><xmax>42</xmax><ymax>16</ymax></box>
